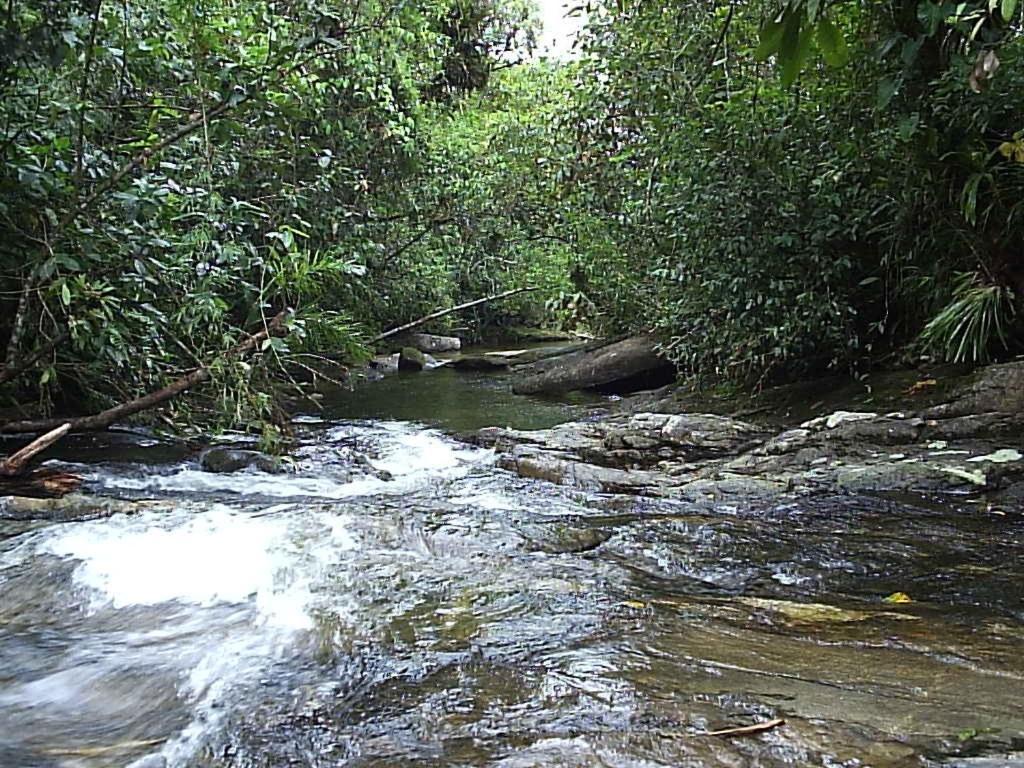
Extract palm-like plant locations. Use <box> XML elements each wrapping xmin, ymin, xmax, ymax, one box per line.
<box><xmin>919</xmin><ymin>272</ymin><xmax>1017</xmax><ymax>363</ymax></box>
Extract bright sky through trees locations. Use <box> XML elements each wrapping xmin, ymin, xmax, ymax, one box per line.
<box><xmin>535</xmin><ymin>0</ymin><xmax>584</xmax><ymax>56</ymax></box>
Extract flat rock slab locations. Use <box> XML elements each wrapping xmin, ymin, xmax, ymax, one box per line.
<box><xmin>512</xmin><ymin>335</ymin><xmax>674</xmax><ymax>395</ymax></box>
<box><xmin>474</xmin><ymin>404</ymin><xmax>1024</xmax><ymax>501</ymax></box>
<box><xmin>395</xmin><ymin>333</ymin><xmax>461</xmax><ymax>353</ymax></box>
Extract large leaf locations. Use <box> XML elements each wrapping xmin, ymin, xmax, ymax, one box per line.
<box><xmin>815</xmin><ymin>16</ymin><xmax>849</xmax><ymax>67</ymax></box>
<box><xmin>779</xmin><ymin>12</ymin><xmax>812</xmax><ymax>87</ymax></box>
<box><xmin>1002</xmin><ymin>0</ymin><xmax>1019</xmax><ymax>20</ymax></box>
<box><xmin>755</xmin><ymin>15</ymin><xmax>786</xmax><ymax>61</ymax></box>
<box><xmin>876</xmin><ymin>76</ymin><xmax>900</xmax><ymax>109</ymax></box>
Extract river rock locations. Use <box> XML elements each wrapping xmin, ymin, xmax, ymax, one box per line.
<box><xmin>512</xmin><ymin>335</ymin><xmax>675</xmax><ymax>395</ymax></box>
<box><xmin>521</xmin><ymin>524</ymin><xmax>614</xmax><ymax>554</ymax></box>
<box><xmin>370</xmin><ymin>353</ymin><xmax>400</xmax><ymax>373</ymax></box>
<box><xmin>398</xmin><ymin>347</ymin><xmax>427</xmax><ymax>371</ymax></box>
<box><xmin>0</xmin><ymin>494</ymin><xmax>164</xmax><ymax>522</ymax></box>
<box><xmin>200</xmin><ymin>448</ymin><xmax>282</xmax><ymax>474</ymax></box>
<box><xmin>450</xmin><ymin>355</ymin><xmax>510</xmax><ymax>371</ymax></box>
<box><xmin>502</xmin><ymin>326</ymin><xmax>574</xmax><ymax>343</ymax></box>
<box><xmin>398</xmin><ymin>333</ymin><xmax>461</xmax><ymax>353</ymax></box>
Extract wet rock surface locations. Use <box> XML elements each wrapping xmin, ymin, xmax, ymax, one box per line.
<box><xmin>477</xmin><ymin>361</ymin><xmax>1024</xmax><ymax>503</ymax></box>
<box><xmin>450</xmin><ymin>354</ymin><xmax>511</xmax><ymax>371</ymax></box>
<box><xmin>200</xmin><ymin>448</ymin><xmax>283</xmax><ymax>474</ymax></box>
<box><xmin>397</xmin><ymin>346</ymin><xmax>427</xmax><ymax>371</ymax></box>
<box><xmin>926</xmin><ymin>360</ymin><xmax>1024</xmax><ymax>417</ymax></box>
<box><xmin>395</xmin><ymin>332</ymin><xmax>462</xmax><ymax>353</ymax></box>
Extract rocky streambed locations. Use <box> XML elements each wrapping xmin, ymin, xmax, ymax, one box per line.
<box><xmin>1</xmin><ymin>354</ymin><xmax>1023</xmax><ymax>768</ymax></box>
<box><xmin>471</xmin><ymin>360</ymin><xmax>1024</xmax><ymax>507</ymax></box>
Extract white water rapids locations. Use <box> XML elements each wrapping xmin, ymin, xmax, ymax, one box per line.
<box><xmin>2</xmin><ymin>418</ymin><xmax>1023</xmax><ymax>768</ymax></box>
<box><xmin>0</xmin><ymin>422</ymin><xmax>502</xmax><ymax>767</ymax></box>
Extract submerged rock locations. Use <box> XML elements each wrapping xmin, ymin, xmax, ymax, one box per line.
<box><xmin>397</xmin><ymin>347</ymin><xmax>427</xmax><ymax>372</ymax></box>
<box><xmin>0</xmin><ymin>494</ymin><xmax>164</xmax><ymax>522</ymax></box>
<box><xmin>450</xmin><ymin>354</ymin><xmax>510</xmax><ymax>371</ymax></box>
<box><xmin>522</xmin><ymin>524</ymin><xmax>613</xmax><ymax>554</ymax></box>
<box><xmin>512</xmin><ymin>335</ymin><xmax>675</xmax><ymax>395</ymax></box>
<box><xmin>200</xmin><ymin>448</ymin><xmax>282</xmax><ymax>474</ymax></box>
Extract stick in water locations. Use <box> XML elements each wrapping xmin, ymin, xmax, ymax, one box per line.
<box><xmin>703</xmin><ymin>718</ymin><xmax>785</xmax><ymax>737</ymax></box>
<box><xmin>0</xmin><ymin>423</ymin><xmax>72</xmax><ymax>476</ymax></box>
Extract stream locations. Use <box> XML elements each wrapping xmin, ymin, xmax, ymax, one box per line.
<box><xmin>1</xmin><ymin>365</ymin><xmax>1023</xmax><ymax>767</ymax></box>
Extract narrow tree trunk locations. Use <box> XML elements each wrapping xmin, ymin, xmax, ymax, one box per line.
<box><xmin>0</xmin><ymin>329</ymin><xmax>70</xmax><ymax>387</ymax></box>
<box><xmin>3</xmin><ymin>270</ymin><xmax>38</xmax><ymax>373</ymax></box>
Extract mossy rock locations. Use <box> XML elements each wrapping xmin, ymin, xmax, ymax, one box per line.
<box><xmin>398</xmin><ymin>346</ymin><xmax>427</xmax><ymax>371</ymax></box>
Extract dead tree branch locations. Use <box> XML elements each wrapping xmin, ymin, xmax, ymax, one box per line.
<box><xmin>0</xmin><ymin>423</ymin><xmax>71</xmax><ymax>476</ymax></box>
<box><xmin>0</xmin><ymin>312</ymin><xmax>288</xmax><ymax>435</ymax></box>
<box><xmin>371</xmin><ymin>287</ymin><xmax>536</xmax><ymax>344</ymax></box>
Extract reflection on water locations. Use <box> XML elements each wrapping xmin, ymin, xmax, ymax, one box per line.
<box><xmin>320</xmin><ymin>364</ymin><xmax>604</xmax><ymax>432</ymax></box>
<box><xmin>0</xmin><ymin>418</ymin><xmax>1022</xmax><ymax>768</ymax></box>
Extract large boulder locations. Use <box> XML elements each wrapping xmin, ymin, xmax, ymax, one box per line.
<box><xmin>398</xmin><ymin>347</ymin><xmax>427</xmax><ymax>371</ymax></box>
<box><xmin>450</xmin><ymin>354</ymin><xmax>510</xmax><ymax>371</ymax></box>
<box><xmin>398</xmin><ymin>333</ymin><xmax>461</xmax><ymax>353</ymax></box>
<box><xmin>512</xmin><ymin>335</ymin><xmax>674</xmax><ymax>395</ymax></box>
<box><xmin>501</xmin><ymin>326</ymin><xmax>574</xmax><ymax>343</ymax></box>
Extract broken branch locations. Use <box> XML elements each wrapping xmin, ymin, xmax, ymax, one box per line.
<box><xmin>0</xmin><ymin>423</ymin><xmax>71</xmax><ymax>477</ymax></box>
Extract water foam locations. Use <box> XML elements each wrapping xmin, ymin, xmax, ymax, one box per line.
<box><xmin>20</xmin><ymin>505</ymin><xmax>360</xmax><ymax>766</ymax></box>
<box><xmin>97</xmin><ymin>421</ymin><xmax>491</xmax><ymax>500</ymax></box>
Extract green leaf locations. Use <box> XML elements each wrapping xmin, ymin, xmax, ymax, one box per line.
<box><xmin>755</xmin><ymin>16</ymin><xmax>786</xmax><ymax>61</ymax></box>
<box><xmin>815</xmin><ymin>17</ymin><xmax>849</xmax><ymax>67</ymax></box>
<box><xmin>877</xmin><ymin>76</ymin><xmax>900</xmax><ymax>109</ymax></box>
<box><xmin>779</xmin><ymin>12</ymin><xmax>812</xmax><ymax>87</ymax></box>
<box><xmin>1002</xmin><ymin>0</ymin><xmax>1018</xmax><ymax>20</ymax></box>
<box><xmin>60</xmin><ymin>282</ymin><xmax>71</xmax><ymax>306</ymax></box>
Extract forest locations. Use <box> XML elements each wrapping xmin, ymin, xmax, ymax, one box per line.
<box><xmin>1</xmin><ymin>0</ymin><xmax>1021</xmax><ymax>437</ymax></box>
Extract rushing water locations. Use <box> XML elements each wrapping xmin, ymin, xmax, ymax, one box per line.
<box><xmin>1</xmin><ymin>369</ymin><xmax>1023</xmax><ymax>768</ymax></box>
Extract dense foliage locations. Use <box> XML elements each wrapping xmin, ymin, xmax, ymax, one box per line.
<box><xmin>0</xmin><ymin>0</ymin><xmax>540</xmax><ymax>432</ymax></box>
<box><xmin>561</xmin><ymin>0</ymin><xmax>1024</xmax><ymax>380</ymax></box>
<box><xmin>2</xmin><ymin>0</ymin><xmax>1022</xmax><ymax>433</ymax></box>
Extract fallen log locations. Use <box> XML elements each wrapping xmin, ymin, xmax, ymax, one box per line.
<box><xmin>371</xmin><ymin>287</ymin><xmax>535</xmax><ymax>344</ymax></box>
<box><xmin>0</xmin><ymin>423</ymin><xmax>80</xmax><ymax>497</ymax></box>
<box><xmin>0</xmin><ymin>312</ymin><xmax>288</xmax><ymax>435</ymax></box>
